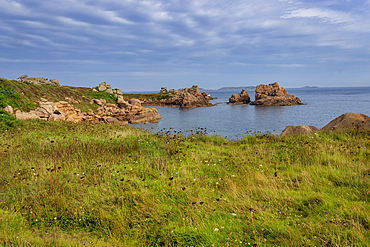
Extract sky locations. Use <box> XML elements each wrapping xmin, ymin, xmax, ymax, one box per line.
<box><xmin>0</xmin><ymin>0</ymin><xmax>369</xmax><ymax>91</ymax></box>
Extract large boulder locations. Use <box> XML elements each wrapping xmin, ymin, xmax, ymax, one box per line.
<box><xmin>17</xmin><ymin>74</ymin><xmax>28</xmax><ymax>80</ymax></box>
<box><xmin>114</xmin><ymin>89</ymin><xmax>123</xmax><ymax>95</ymax></box>
<box><xmin>39</xmin><ymin>101</ymin><xmax>54</xmax><ymax>114</ymax></box>
<box><xmin>279</xmin><ymin>125</ymin><xmax>319</xmax><ymax>137</ymax></box>
<box><xmin>250</xmin><ymin>82</ymin><xmax>304</xmax><ymax>106</ymax></box>
<box><xmin>129</xmin><ymin>98</ymin><xmax>142</xmax><ymax>107</ymax></box>
<box><xmin>321</xmin><ymin>113</ymin><xmax>370</xmax><ymax>131</ymax></box>
<box><xmin>49</xmin><ymin>113</ymin><xmax>66</xmax><ymax>121</ymax></box>
<box><xmin>160</xmin><ymin>87</ymin><xmax>168</xmax><ymax>93</ymax></box>
<box><xmin>52</xmin><ymin>101</ymin><xmax>76</xmax><ymax>115</ymax></box>
<box><xmin>228</xmin><ymin>89</ymin><xmax>250</xmax><ymax>104</ymax></box>
<box><xmin>34</xmin><ymin>107</ymin><xmax>50</xmax><ymax>119</ymax></box>
<box><xmin>117</xmin><ymin>99</ymin><xmax>130</xmax><ymax>109</ymax></box>
<box><xmin>128</xmin><ymin>108</ymin><xmax>162</xmax><ymax>124</ymax></box>
<box><xmin>15</xmin><ymin>111</ymin><xmax>39</xmax><ymax>120</ymax></box>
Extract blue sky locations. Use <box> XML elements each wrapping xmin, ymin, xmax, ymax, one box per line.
<box><xmin>0</xmin><ymin>0</ymin><xmax>369</xmax><ymax>91</ymax></box>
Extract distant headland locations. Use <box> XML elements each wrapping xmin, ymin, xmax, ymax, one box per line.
<box><xmin>218</xmin><ymin>86</ymin><xmax>256</xmax><ymax>90</ymax></box>
<box><xmin>301</xmin><ymin>86</ymin><xmax>318</xmax><ymax>88</ymax></box>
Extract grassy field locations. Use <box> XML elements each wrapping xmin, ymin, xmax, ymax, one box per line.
<box><xmin>0</xmin><ymin>110</ymin><xmax>369</xmax><ymax>246</ymax></box>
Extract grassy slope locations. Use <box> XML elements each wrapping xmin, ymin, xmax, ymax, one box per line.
<box><xmin>0</xmin><ymin>78</ymin><xmax>119</xmax><ymax>113</ymax></box>
<box><xmin>0</xmin><ymin>116</ymin><xmax>369</xmax><ymax>246</ymax></box>
<box><xmin>0</xmin><ymin>78</ymin><xmax>174</xmax><ymax>114</ymax></box>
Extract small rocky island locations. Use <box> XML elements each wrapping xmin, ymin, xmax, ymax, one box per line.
<box><xmin>250</xmin><ymin>82</ymin><xmax>304</xmax><ymax>106</ymax></box>
<box><xmin>142</xmin><ymin>85</ymin><xmax>214</xmax><ymax>107</ymax></box>
<box><xmin>228</xmin><ymin>89</ymin><xmax>250</xmax><ymax>104</ymax></box>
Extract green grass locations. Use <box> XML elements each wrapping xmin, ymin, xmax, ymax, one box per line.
<box><xmin>0</xmin><ymin>78</ymin><xmax>117</xmax><ymax>113</ymax></box>
<box><xmin>0</xmin><ymin>110</ymin><xmax>22</xmax><ymax>132</ymax></box>
<box><xmin>0</xmin><ymin>119</ymin><xmax>369</xmax><ymax>246</ymax></box>
<box><xmin>0</xmin><ymin>78</ymin><xmax>175</xmax><ymax>114</ymax></box>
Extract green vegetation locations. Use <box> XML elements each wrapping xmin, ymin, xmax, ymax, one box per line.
<box><xmin>0</xmin><ymin>109</ymin><xmax>22</xmax><ymax>132</ymax></box>
<box><xmin>0</xmin><ymin>78</ymin><xmax>174</xmax><ymax>115</ymax></box>
<box><xmin>0</xmin><ymin>116</ymin><xmax>369</xmax><ymax>246</ymax></box>
<box><xmin>0</xmin><ymin>78</ymin><xmax>118</xmax><ymax>113</ymax></box>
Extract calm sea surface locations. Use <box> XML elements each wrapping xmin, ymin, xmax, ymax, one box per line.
<box><xmin>131</xmin><ymin>87</ymin><xmax>370</xmax><ymax>139</ymax></box>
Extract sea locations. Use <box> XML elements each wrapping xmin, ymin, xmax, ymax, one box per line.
<box><xmin>130</xmin><ymin>87</ymin><xmax>370</xmax><ymax>140</ymax></box>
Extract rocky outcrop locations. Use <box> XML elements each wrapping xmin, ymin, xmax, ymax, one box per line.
<box><xmin>228</xmin><ymin>89</ymin><xmax>250</xmax><ymax>104</ymax></box>
<box><xmin>18</xmin><ymin>75</ymin><xmax>60</xmax><ymax>86</ymax></box>
<box><xmin>159</xmin><ymin>87</ymin><xmax>168</xmax><ymax>93</ymax></box>
<box><xmin>250</xmin><ymin>82</ymin><xmax>304</xmax><ymax>106</ymax></box>
<box><xmin>11</xmin><ymin>98</ymin><xmax>161</xmax><ymax>125</ymax></box>
<box><xmin>97</xmin><ymin>82</ymin><xmax>123</xmax><ymax>97</ymax></box>
<box><xmin>279</xmin><ymin>125</ymin><xmax>319</xmax><ymax>137</ymax></box>
<box><xmin>14</xmin><ymin>111</ymin><xmax>40</xmax><ymax>120</ymax></box>
<box><xmin>143</xmin><ymin>85</ymin><xmax>214</xmax><ymax>107</ymax></box>
<box><xmin>321</xmin><ymin>113</ymin><xmax>370</xmax><ymax>131</ymax></box>
<box><xmin>280</xmin><ymin>113</ymin><xmax>370</xmax><ymax>136</ymax></box>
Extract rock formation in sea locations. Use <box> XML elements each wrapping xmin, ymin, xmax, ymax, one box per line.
<box><xmin>228</xmin><ymin>89</ymin><xmax>250</xmax><ymax>104</ymax></box>
<box><xmin>142</xmin><ymin>85</ymin><xmax>214</xmax><ymax>107</ymax></box>
<box><xmin>250</xmin><ymin>82</ymin><xmax>304</xmax><ymax>106</ymax></box>
<box><xmin>320</xmin><ymin>113</ymin><xmax>370</xmax><ymax>131</ymax></box>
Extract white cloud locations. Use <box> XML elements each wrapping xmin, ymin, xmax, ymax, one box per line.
<box><xmin>282</xmin><ymin>7</ymin><xmax>353</xmax><ymax>24</ymax></box>
<box><xmin>0</xmin><ymin>0</ymin><xmax>28</xmax><ymax>16</ymax></box>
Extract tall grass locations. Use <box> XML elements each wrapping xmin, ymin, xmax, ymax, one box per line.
<box><xmin>0</xmin><ymin>119</ymin><xmax>369</xmax><ymax>246</ymax></box>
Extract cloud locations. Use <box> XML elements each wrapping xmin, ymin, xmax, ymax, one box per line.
<box><xmin>282</xmin><ymin>7</ymin><xmax>353</xmax><ymax>24</ymax></box>
<box><xmin>0</xmin><ymin>0</ymin><xmax>369</xmax><ymax>88</ymax></box>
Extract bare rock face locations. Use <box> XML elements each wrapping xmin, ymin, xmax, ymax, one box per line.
<box><xmin>129</xmin><ymin>98</ymin><xmax>142</xmax><ymax>107</ymax></box>
<box><xmin>18</xmin><ymin>75</ymin><xmax>60</xmax><ymax>86</ymax></box>
<box><xmin>98</xmin><ymin>82</ymin><xmax>107</xmax><ymax>91</ymax></box>
<box><xmin>117</xmin><ymin>99</ymin><xmax>130</xmax><ymax>109</ymax></box>
<box><xmin>228</xmin><ymin>89</ymin><xmax>250</xmax><ymax>104</ymax></box>
<box><xmin>279</xmin><ymin>125</ymin><xmax>319</xmax><ymax>137</ymax></box>
<box><xmin>14</xmin><ymin>96</ymin><xmax>161</xmax><ymax>125</ymax></box>
<box><xmin>49</xmin><ymin>113</ymin><xmax>66</xmax><ymax>121</ymax></box>
<box><xmin>250</xmin><ymin>82</ymin><xmax>304</xmax><ymax>106</ymax></box>
<box><xmin>39</xmin><ymin>102</ymin><xmax>54</xmax><ymax>114</ymax></box>
<box><xmin>52</xmin><ymin>101</ymin><xmax>76</xmax><ymax>115</ymax></box>
<box><xmin>34</xmin><ymin>107</ymin><xmax>50</xmax><ymax>119</ymax></box>
<box><xmin>15</xmin><ymin>111</ymin><xmax>40</xmax><ymax>120</ymax></box>
<box><xmin>321</xmin><ymin>113</ymin><xmax>370</xmax><ymax>131</ymax></box>
<box><xmin>114</xmin><ymin>89</ymin><xmax>123</xmax><ymax>95</ymax></box>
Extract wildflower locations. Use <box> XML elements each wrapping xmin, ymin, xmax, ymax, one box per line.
<box><xmin>214</xmin><ymin>228</ymin><xmax>219</xmax><ymax>232</ymax></box>
<box><xmin>231</xmin><ymin>213</ymin><xmax>237</xmax><ymax>216</ymax></box>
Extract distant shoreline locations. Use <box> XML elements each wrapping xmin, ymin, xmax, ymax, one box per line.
<box><xmin>301</xmin><ymin>86</ymin><xmax>319</xmax><ymax>88</ymax></box>
<box><xmin>217</xmin><ymin>86</ymin><xmax>256</xmax><ymax>90</ymax></box>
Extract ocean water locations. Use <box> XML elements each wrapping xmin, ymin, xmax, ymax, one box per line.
<box><xmin>133</xmin><ymin>87</ymin><xmax>370</xmax><ymax>139</ymax></box>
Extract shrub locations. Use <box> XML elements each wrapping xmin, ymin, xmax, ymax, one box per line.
<box><xmin>0</xmin><ymin>109</ymin><xmax>21</xmax><ymax>132</ymax></box>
